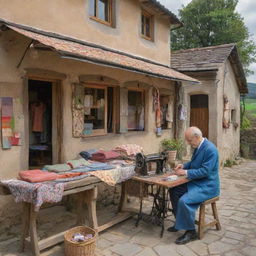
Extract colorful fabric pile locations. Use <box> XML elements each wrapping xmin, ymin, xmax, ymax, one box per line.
<box><xmin>114</xmin><ymin>144</ymin><xmax>143</xmax><ymax>159</ymax></box>
<box><xmin>91</xmin><ymin>150</ymin><xmax>120</xmax><ymax>162</ymax></box>
<box><xmin>1</xmin><ymin>179</ymin><xmax>65</xmax><ymax>211</ymax></box>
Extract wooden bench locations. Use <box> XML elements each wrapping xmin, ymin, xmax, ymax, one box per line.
<box><xmin>196</xmin><ymin>196</ymin><xmax>221</xmax><ymax>239</ymax></box>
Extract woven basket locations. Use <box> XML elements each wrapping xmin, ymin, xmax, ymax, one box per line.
<box><xmin>64</xmin><ymin>226</ymin><xmax>97</xmax><ymax>256</ymax></box>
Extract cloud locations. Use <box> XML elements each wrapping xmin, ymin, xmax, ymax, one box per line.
<box><xmin>158</xmin><ymin>0</ymin><xmax>256</xmax><ymax>82</ymax></box>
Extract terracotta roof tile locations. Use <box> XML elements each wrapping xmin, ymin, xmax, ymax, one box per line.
<box><xmin>8</xmin><ymin>25</ymin><xmax>198</xmax><ymax>83</ymax></box>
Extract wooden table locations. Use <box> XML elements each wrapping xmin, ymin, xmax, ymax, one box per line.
<box><xmin>132</xmin><ymin>173</ymin><xmax>189</xmax><ymax>237</ymax></box>
<box><xmin>0</xmin><ymin>177</ymin><xmax>132</xmax><ymax>256</ymax></box>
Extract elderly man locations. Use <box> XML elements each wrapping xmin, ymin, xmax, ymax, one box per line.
<box><xmin>168</xmin><ymin>127</ymin><xmax>220</xmax><ymax>245</ymax></box>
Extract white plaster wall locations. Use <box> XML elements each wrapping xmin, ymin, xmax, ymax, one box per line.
<box><xmin>217</xmin><ymin>61</ymin><xmax>241</xmax><ymax>165</ymax></box>
<box><xmin>0</xmin><ymin>0</ymin><xmax>171</xmax><ymax>65</ymax></box>
<box><xmin>0</xmin><ymin>30</ymin><xmax>175</xmax><ymax>180</ymax></box>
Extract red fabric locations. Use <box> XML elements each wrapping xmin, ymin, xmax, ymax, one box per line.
<box><xmin>31</xmin><ymin>102</ymin><xmax>45</xmax><ymax>132</ymax></box>
<box><xmin>19</xmin><ymin>170</ymin><xmax>59</xmax><ymax>183</ymax></box>
<box><xmin>19</xmin><ymin>170</ymin><xmax>83</xmax><ymax>183</ymax></box>
<box><xmin>58</xmin><ymin>172</ymin><xmax>82</xmax><ymax>179</ymax></box>
<box><xmin>91</xmin><ymin>150</ymin><xmax>120</xmax><ymax>162</ymax></box>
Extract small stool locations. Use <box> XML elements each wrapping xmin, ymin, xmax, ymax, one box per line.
<box><xmin>196</xmin><ymin>196</ymin><xmax>221</xmax><ymax>239</ymax></box>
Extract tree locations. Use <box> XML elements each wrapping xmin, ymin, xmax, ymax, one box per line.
<box><xmin>171</xmin><ymin>0</ymin><xmax>256</xmax><ymax>75</ymax></box>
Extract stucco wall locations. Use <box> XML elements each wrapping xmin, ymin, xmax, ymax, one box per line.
<box><xmin>0</xmin><ymin>0</ymin><xmax>171</xmax><ymax>65</ymax></box>
<box><xmin>177</xmin><ymin>75</ymin><xmax>218</xmax><ymax>158</ymax></box>
<box><xmin>178</xmin><ymin>64</ymin><xmax>240</xmax><ymax>165</ymax></box>
<box><xmin>0</xmin><ymin>30</ymin><xmax>175</xmax><ymax>178</ymax></box>
<box><xmin>0</xmin><ymin>30</ymin><xmax>176</xmax><ymax>222</ymax></box>
<box><xmin>217</xmin><ymin>60</ymin><xmax>241</xmax><ymax>164</ymax></box>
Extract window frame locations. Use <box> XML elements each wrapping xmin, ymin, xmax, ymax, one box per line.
<box><xmin>90</xmin><ymin>0</ymin><xmax>113</xmax><ymax>27</ymax></box>
<box><xmin>82</xmin><ymin>83</ymin><xmax>119</xmax><ymax>138</ymax></box>
<box><xmin>141</xmin><ymin>10</ymin><xmax>154</xmax><ymax>41</ymax></box>
<box><xmin>127</xmin><ymin>88</ymin><xmax>145</xmax><ymax>132</ymax></box>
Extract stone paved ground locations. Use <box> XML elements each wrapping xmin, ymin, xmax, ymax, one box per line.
<box><xmin>1</xmin><ymin>160</ymin><xmax>256</xmax><ymax>256</ymax></box>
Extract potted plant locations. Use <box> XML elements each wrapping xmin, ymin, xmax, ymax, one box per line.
<box><xmin>161</xmin><ymin>138</ymin><xmax>183</xmax><ymax>161</ymax></box>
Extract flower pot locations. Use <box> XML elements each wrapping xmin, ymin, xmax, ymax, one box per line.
<box><xmin>167</xmin><ymin>150</ymin><xmax>177</xmax><ymax>162</ymax></box>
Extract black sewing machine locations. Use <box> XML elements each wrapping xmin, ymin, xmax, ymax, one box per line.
<box><xmin>135</xmin><ymin>152</ymin><xmax>167</xmax><ymax>176</ymax></box>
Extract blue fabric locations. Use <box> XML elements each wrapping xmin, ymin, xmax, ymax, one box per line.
<box><xmin>169</xmin><ymin>183</ymin><xmax>187</xmax><ymax>217</ymax></box>
<box><xmin>79</xmin><ymin>149</ymin><xmax>97</xmax><ymax>160</ymax></box>
<box><xmin>175</xmin><ymin>139</ymin><xmax>220</xmax><ymax>230</ymax></box>
<box><xmin>70</xmin><ymin>162</ymin><xmax>115</xmax><ymax>173</ymax></box>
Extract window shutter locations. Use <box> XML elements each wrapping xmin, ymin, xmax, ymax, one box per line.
<box><xmin>89</xmin><ymin>0</ymin><xmax>95</xmax><ymax>17</ymax></box>
<box><xmin>119</xmin><ymin>87</ymin><xmax>128</xmax><ymax>133</ymax></box>
<box><xmin>72</xmin><ymin>83</ymin><xmax>85</xmax><ymax>137</ymax></box>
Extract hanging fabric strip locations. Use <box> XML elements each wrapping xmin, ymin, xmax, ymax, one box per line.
<box><xmin>1</xmin><ymin>97</ymin><xmax>14</xmax><ymax>149</ymax></box>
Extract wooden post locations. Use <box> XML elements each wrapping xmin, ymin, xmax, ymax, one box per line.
<box><xmin>198</xmin><ymin>204</ymin><xmax>205</xmax><ymax>239</ymax></box>
<box><xmin>84</xmin><ymin>186</ymin><xmax>98</xmax><ymax>230</ymax></box>
<box><xmin>118</xmin><ymin>182</ymin><xmax>127</xmax><ymax>213</ymax></box>
<box><xmin>20</xmin><ymin>203</ymin><xmax>30</xmax><ymax>252</ymax></box>
<box><xmin>29</xmin><ymin>205</ymin><xmax>40</xmax><ymax>256</ymax></box>
<box><xmin>212</xmin><ymin>202</ymin><xmax>221</xmax><ymax>230</ymax></box>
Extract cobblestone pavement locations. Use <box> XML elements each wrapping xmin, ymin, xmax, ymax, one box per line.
<box><xmin>1</xmin><ymin>160</ymin><xmax>256</xmax><ymax>256</ymax></box>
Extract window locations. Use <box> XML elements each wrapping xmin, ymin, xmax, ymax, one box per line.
<box><xmin>89</xmin><ymin>0</ymin><xmax>112</xmax><ymax>25</ymax></box>
<box><xmin>141</xmin><ymin>10</ymin><xmax>154</xmax><ymax>40</ymax></box>
<box><xmin>83</xmin><ymin>85</ymin><xmax>115</xmax><ymax>136</ymax></box>
<box><xmin>128</xmin><ymin>90</ymin><xmax>145</xmax><ymax>131</ymax></box>
<box><xmin>231</xmin><ymin>109</ymin><xmax>236</xmax><ymax>123</ymax></box>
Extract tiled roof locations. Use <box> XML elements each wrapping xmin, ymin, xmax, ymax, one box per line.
<box><xmin>3</xmin><ymin>21</ymin><xmax>198</xmax><ymax>84</ymax></box>
<box><xmin>171</xmin><ymin>44</ymin><xmax>248</xmax><ymax>93</ymax></box>
<box><xmin>171</xmin><ymin>44</ymin><xmax>236</xmax><ymax>71</ymax></box>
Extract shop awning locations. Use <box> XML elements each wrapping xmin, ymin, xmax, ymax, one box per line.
<box><xmin>7</xmin><ymin>23</ymin><xmax>199</xmax><ymax>84</ymax></box>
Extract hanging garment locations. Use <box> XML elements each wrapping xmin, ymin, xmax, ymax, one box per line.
<box><xmin>31</xmin><ymin>102</ymin><xmax>46</xmax><ymax>132</ymax></box>
<box><xmin>179</xmin><ymin>104</ymin><xmax>187</xmax><ymax>121</ymax></box>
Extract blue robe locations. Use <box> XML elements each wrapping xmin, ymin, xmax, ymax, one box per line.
<box><xmin>175</xmin><ymin>139</ymin><xmax>220</xmax><ymax>230</ymax></box>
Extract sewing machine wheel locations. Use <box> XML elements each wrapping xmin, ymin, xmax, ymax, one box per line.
<box><xmin>136</xmin><ymin>153</ymin><xmax>145</xmax><ymax>168</ymax></box>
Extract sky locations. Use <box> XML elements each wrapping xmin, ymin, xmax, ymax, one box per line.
<box><xmin>159</xmin><ymin>0</ymin><xmax>256</xmax><ymax>83</ymax></box>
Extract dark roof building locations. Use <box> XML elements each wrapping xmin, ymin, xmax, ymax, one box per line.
<box><xmin>171</xmin><ymin>44</ymin><xmax>248</xmax><ymax>93</ymax></box>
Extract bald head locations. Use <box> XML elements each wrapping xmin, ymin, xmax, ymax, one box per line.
<box><xmin>185</xmin><ymin>127</ymin><xmax>203</xmax><ymax>148</ymax></box>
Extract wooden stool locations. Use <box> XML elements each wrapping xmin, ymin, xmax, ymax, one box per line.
<box><xmin>196</xmin><ymin>196</ymin><xmax>221</xmax><ymax>239</ymax></box>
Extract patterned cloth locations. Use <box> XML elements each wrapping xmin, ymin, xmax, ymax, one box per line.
<box><xmin>1</xmin><ymin>180</ymin><xmax>65</xmax><ymax>211</ymax></box>
<box><xmin>89</xmin><ymin>165</ymin><xmax>136</xmax><ymax>186</ymax></box>
<box><xmin>114</xmin><ymin>144</ymin><xmax>143</xmax><ymax>158</ymax></box>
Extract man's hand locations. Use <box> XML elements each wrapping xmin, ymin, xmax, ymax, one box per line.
<box><xmin>174</xmin><ymin>164</ymin><xmax>183</xmax><ymax>171</ymax></box>
<box><xmin>174</xmin><ymin>169</ymin><xmax>186</xmax><ymax>176</ymax></box>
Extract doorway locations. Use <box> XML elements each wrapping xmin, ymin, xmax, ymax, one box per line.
<box><xmin>190</xmin><ymin>94</ymin><xmax>209</xmax><ymax>138</ymax></box>
<box><xmin>28</xmin><ymin>79</ymin><xmax>53</xmax><ymax>168</ymax></box>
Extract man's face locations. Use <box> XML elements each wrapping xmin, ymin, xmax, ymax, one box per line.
<box><xmin>185</xmin><ymin>134</ymin><xmax>200</xmax><ymax>148</ymax></box>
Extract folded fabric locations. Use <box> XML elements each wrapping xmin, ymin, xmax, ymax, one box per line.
<box><xmin>19</xmin><ymin>170</ymin><xmax>60</xmax><ymax>183</ymax></box>
<box><xmin>91</xmin><ymin>150</ymin><xmax>120</xmax><ymax>162</ymax></box>
<box><xmin>44</xmin><ymin>164</ymin><xmax>71</xmax><ymax>173</ymax></box>
<box><xmin>55</xmin><ymin>174</ymin><xmax>91</xmax><ymax>183</ymax></box>
<box><xmin>66</xmin><ymin>158</ymin><xmax>89</xmax><ymax>169</ymax></box>
<box><xmin>70</xmin><ymin>163</ymin><xmax>115</xmax><ymax>173</ymax></box>
<box><xmin>114</xmin><ymin>144</ymin><xmax>143</xmax><ymax>157</ymax></box>
<box><xmin>1</xmin><ymin>179</ymin><xmax>64</xmax><ymax>211</ymax></box>
<box><xmin>58</xmin><ymin>172</ymin><xmax>82</xmax><ymax>179</ymax></box>
<box><xmin>79</xmin><ymin>149</ymin><xmax>98</xmax><ymax>160</ymax></box>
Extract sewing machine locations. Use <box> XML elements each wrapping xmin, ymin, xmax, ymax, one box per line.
<box><xmin>135</xmin><ymin>152</ymin><xmax>167</xmax><ymax>176</ymax></box>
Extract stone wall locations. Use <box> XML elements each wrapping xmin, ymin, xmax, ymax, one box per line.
<box><xmin>240</xmin><ymin>129</ymin><xmax>256</xmax><ymax>159</ymax></box>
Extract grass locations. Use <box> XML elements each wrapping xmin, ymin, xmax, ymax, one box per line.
<box><xmin>244</xmin><ymin>98</ymin><xmax>256</xmax><ymax>116</ymax></box>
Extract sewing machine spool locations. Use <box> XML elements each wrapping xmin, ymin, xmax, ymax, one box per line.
<box><xmin>135</xmin><ymin>152</ymin><xmax>167</xmax><ymax>176</ymax></box>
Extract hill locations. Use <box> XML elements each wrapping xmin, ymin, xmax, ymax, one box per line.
<box><xmin>246</xmin><ymin>83</ymin><xmax>256</xmax><ymax>99</ymax></box>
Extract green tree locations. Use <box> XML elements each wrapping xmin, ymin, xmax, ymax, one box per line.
<box><xmin>171</xmin><ymin>0</ymin><xmax>256</xmax><ymax>75</ymax></box>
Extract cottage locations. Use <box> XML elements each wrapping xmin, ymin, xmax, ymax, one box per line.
<box><xmin>0</xmin><ymin>0</ymin><xmax>197</xmax><ymax>228</ymax></box>
<box><xmin>171</xmin><ymin>44</ymin><xmax>248</xmax><ymax>164</ymax></box>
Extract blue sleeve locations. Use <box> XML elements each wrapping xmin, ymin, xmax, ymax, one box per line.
<box><xmin>183</xmin><ymin>161</ymin><xmax>191</xmax><ymax>170</ymax></box>
<box><xmin>187</xmin><ymin>148</ymin><xmax>218</xmax><ymax>180</ymax></box>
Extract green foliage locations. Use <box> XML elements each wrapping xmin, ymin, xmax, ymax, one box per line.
<box><xmin>171</xmin><ymin>0</ymin><xmax>256</xmax><ymax>75</ymax></box>
<box><xmin>241</xmin><ymin>115</ymin><xmax>251</xmax><ymax>130</ymax></box>
<box><xmin>161</xmin><ymin>138</ymin><xmax>183</xmax><ymax>152</ymax></box>
<box><xmin>224</xmin><ymin>159</ymin><xmax>237</xmax><ymax>167</ymax></box>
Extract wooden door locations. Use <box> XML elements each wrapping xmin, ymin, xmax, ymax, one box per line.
<box><xmin>190</xmin><ymin>95</ymin><xmax>209</xmax><ymax>138</ymax></box>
